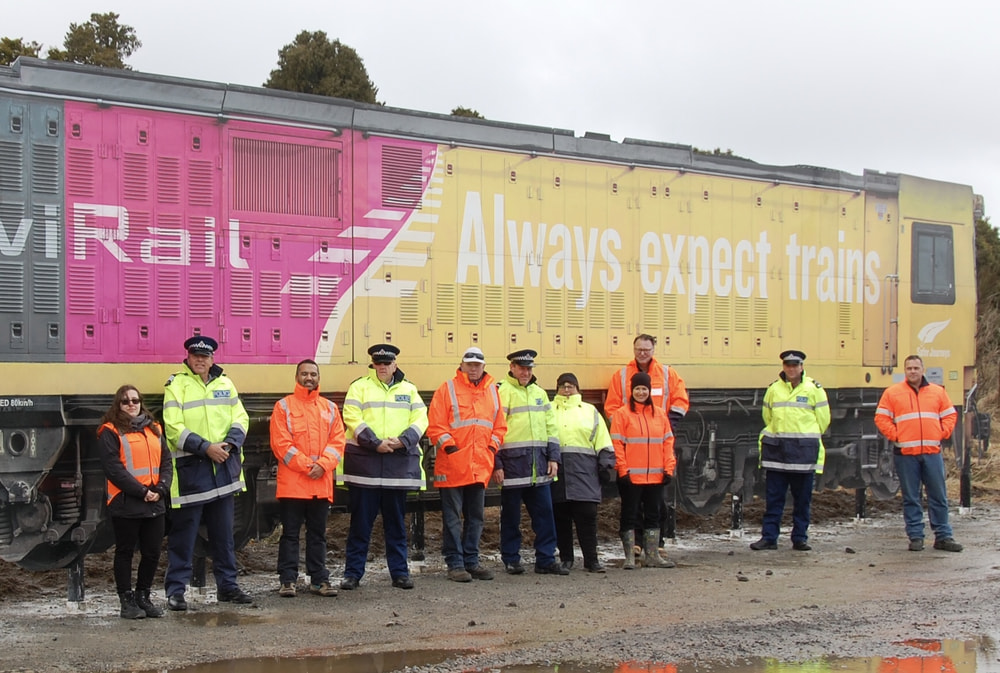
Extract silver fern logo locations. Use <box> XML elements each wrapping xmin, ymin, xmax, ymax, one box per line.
<box><xmin>916</xmin><ymin>319</ymin><xmax>952</xmax><ymax>358</ymax></box>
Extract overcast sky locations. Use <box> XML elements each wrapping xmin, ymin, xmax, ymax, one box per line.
<box><xmin>8</xmin><ymin>1</ymin><xmax>998</xmax><ymax>220</ymax></box>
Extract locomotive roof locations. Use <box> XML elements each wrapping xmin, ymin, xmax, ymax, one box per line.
<box><xmin>4</xmin><ymin>56</ymin><xmax>893</xmax><ymax>195</ymax></box>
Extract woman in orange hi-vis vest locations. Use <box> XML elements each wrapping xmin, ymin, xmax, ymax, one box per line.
<box><xmin>97</xmin><ymin>384</ymin><xmax>172</xmax><ymax>620</ymax></box>
<box><xmin>610</xmin><ymin>372</ymin><xmax>676</xmax><ymax>570</ymax></box>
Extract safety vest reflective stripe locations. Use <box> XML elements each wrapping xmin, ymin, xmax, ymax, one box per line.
<box><xmin>616</xmin><ymin>434</ymin><xmax>673</xmax><ymax>443</ymax></box>
<box><xmin>761</xmin><ymin>460</ymin><xmax>819</xmax><ymax>472</ymax></box>
<box><xmin>505</xmin><ymin>403</ymin><xmax>552</xmax><ymax>414</ymax></box>
<box><xmin>627</xmin><ymin>467</ymin><xmax>664</xmax><ymax>475</ymax></box>
<box><xmin>559</xmin><ymin>444</ymin><xmax>595</xmax><ymax>455</ymax></box>
<box><xmin>897</xmin><ymin>439</ymin><xmax>942</xmax><ymax>448</ymax></box>
<box><xmin>893</xmin><ymin>411</ymin><xmax>952</xmax><ymax>422</ymax></box>
<box><xmin>435</xmin><ymin>433</ymin><xmax>454</xmax><ymax>451</ymax></box>
<box><xmin>172</xmin><ymin>479</ymin><xmax>245</xmax><ymax>506</ymax></box>
<box><xmin>771</xmin><ymin>400</ymin><xmax>829</xmax><ymax>410</ymax></box>
<box><xmin>345</xmin><ymin>474</ymin><xmax>424</xmax><ymax>488</ymax></box>
<box><xmin>760</xmin><ymin>431</ymin><xmax>823</xmax><ymax>439</ymax></box>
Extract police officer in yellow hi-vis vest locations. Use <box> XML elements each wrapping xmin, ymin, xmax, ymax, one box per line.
<box><xmin>163</xmin><ymin>336</ymin><xmax>252</xmax><ymax>610</ymax></box>
<box><xmin>340</xmin><ymin>344</ymin><xmax>428</xmax><ymax>590</ymax></box>
<box><xmin>750</xmin><ymin>350</ymin><xmax>830</xmax><ymax>552</ymax></box>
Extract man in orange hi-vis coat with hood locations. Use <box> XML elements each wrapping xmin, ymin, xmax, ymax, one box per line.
<box><xmin>427</xmin><ymin>346</ymin><xmax>507</xmax><ymax>583</ymax></box>
<box><xmin>270</xmin><ymin>359</ymin><xmax>346</xmax><ymax>598</ymax></box>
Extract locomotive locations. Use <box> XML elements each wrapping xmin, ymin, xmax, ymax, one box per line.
<box><xmin>0</xmin><ymin>57</ymin><xmax>980</xmax><ymax>571</ymax></box>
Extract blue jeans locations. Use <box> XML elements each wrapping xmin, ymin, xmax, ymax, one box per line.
<box><xmin>277</xmin><ymin>497</ymin><xmax>330</xmax><ymax>585</ymax></box>
<box><xmin>500</xmin><ymin>484</ymin><xmax>557</xmax><ymax>567</ymax></box>
<box><xmin>439</xmin><ymin>484</ymin><xmax>485</xmax><ymax>570</ymax></box>
<box><xmin>760</xmin><ymin>470</ymin><xmax>814</xmax><ymax>544</ymax></box>
<box><xmin>894</xmin><ymin>451</ymin><xmax>953</xmax><ymax>541</ymax></box>
<box><xmin>344</xmin><ymin>486</ymin><xmax>409</xmax><ymax>581</ymax></box>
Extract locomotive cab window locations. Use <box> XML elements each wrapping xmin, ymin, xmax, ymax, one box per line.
<box><xmin>911</xmin><ymin>222</ymin><xmax>955</xmax><ymax>305</ymax></box>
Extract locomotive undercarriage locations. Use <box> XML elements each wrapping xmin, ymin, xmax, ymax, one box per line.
<box><xmin>0</xmin><ymin>388</ymin><xmax>946</xmax><ymax>571</ymax></box>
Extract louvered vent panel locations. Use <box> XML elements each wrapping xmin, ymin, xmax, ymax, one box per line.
<box><xmin>507</xmin><ymin>287</ymin><xmax>524</xmax><ymax>326</ymax></box>
<box><xmin>289</xmin><ymin>275</ymin><xmax>312</xmax><ymax>318</ymax></box>
<box><xmin>31</xmin><ymin>203</ymin><xmax>57</xmax><ymax>256</ymax></box>
<box><xmin>31</xmin><ymin>144</ymin><xmax>58</xmax><ymax>194</ymax></box>
<box><xmin>123</xmin><ymin>152</ymin><xmax>149</xmax><ymax>201</ymax></box>
<box><xmin>259</xmin><ymin>271</ymin><xmax>283</xmax><ymax>317</ymax></box>
<box><xmin>642</xmin><ymin>295</ymin><xmax>661</xmax><ymax>331</ymax></box>
<box><xmin>735</xmin><ymin>297</ymin><xmax>751</xmax><ymax>332</ymax></box>
<box><xmin>435</xmin><ymin>284</ymin><xmax>455</xmax><ymax>325</ymax></box>
<box><xmin>714</xmin><ymin>295</ymin><xmax>731</xmax><ymax>331</ymax></box>
<box><xmin>381</xmin><ymin>145</ymin><xmax>423</xmax><ymax>209</ymax></box>
<box><xmin>460</xmin><ymin>285</ymin><xmax>480</xmax><ymax>325</ymax></box>
<box><xmin>753</xmin><ymin>298</ymin><xmax>769</xmax><ymax>332</ymax></box>
<box><xmin>188</xmin><ymin>160</ymin><xmax>213</xmax><ymax>206</ymax></box>
<box><xmin>32</xmin><ymin>263</ymin><xmax>60</xmax><ymax>314</ymax></box>
<box><xmin>123</xmin><ymin>267</ymin><xmax>151</xmax><ymax>316</ymax></box>
<box><xmin>0</xmin><ymin>141</ymin><xmax>23</xmax><ymax>191</ymax></box>
<box><xmin>544</xmin><ymin>289</ymin><xmax>563</xmax><ymax>328</ymax></box>
<box><xmin>232</xmin><ymin>138</ymin><xmax>339</xmax><ymax>216</ymax></box>
<box><xmin>839</xmin><ymin>302</ymin><xmax>852</xmax><ymax>335</ymax></box>
<box><xmin>186</xmin><ymin>215</ymin><xmax>209</xmax><ymax>266</ymax></box>
<box><xmin>317</xmin><ymin>277</ymin><xmax>340</xmax><ymax>320</ymax></box>
<box><xmin>187</xmin><ymin>271</ymin><xmax>214</xmax><ymax>318</ymax></box>
<box><xmin>610</xmin><ymin>292</ymin><xmax>626</xmax><ymax>330</ymax></box>
<box><xmin>663</xmin><ymin>295</ymin><xmax>678</xmax><ymax>330</ymax></box>
<box><xmin>567</xmin><ymin>291</ymin><xmax>584</xmax><ymax>328</ymax></box>
<box><xmin>693</xmin><ymin>295</ymin><xmax>711</xmax><ymax>331</ymax></box>
<box><xmin>0</xmin><ymin>262</ymin><xmax>24</xmax><ymax>312</ymax></box>
<box><xmin>484</xmin><ymin>287</ymin><xmax>503</xmax><ymax>326</ymax></box>
<box><xmin>0</xmin><ymin>205</ymin><xmax>23</xmax><ymax>240</ymax></box>
<box><xmin>229</xmin><ymin>270</ymin><xmax>253</xmax><ymax>316</ymax></box>
<box><xmin>589</xmin><ymin>291</ymin><xmax>607</xmax><ymax>329</ymax></box>
<box><xmin>68</xmin><ymin>265</ymin><xmax>96</xmax><ymax>314</ymax></box>
<box><xmin>66</xmin><ymin>147</ymin><xmax>95</xmax><ymax>197</ymax></box>
<box><xmin>157</xmin><ymin>157</ymin><xmax>181</xmax><ymax>204</ymax></box>
<box><xmin>400</xmin><ymin>289</ymin><xmax>418</xmax><ymax>324</ymax></box>
<box><xmin>157</xmin><ymin>269</ymin><xmax>181</xmax><ymax>318</ymax></box>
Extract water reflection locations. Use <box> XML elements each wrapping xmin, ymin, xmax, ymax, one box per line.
<box><xmin>142</xmin><ymin>649</ymin><xmax>461</xmax><ymax>673</ymax></box>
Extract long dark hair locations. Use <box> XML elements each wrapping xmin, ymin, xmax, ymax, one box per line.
<box><xmin>99</xmin><ymin>385</ymin><xmax>160</xmax><ymax>436</ymax></box>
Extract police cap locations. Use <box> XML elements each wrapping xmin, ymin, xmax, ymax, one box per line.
<box><xmin>368</xmin><ymin>343</ymin><xmax>400</xmax><ymax>363</ymax></box>
<box><xmin>184</xmin><ymin>336</ymin><xmax>218</xmax><ymax>355</ymax></box>
<box><xmin>507</xmin><ymin>349</ymin><xmax>537</xmax><ymax>368</ymax></box>
<box><xmin>780</xmin><ymin>349</ymin><xmax>807</xmax><ymax>364</ymax></box>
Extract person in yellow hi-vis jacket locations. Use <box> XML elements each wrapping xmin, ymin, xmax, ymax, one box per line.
<box><xmin>162</xmin><ymin>336</ymin><xmax>252</xmax><ymax>610</ymax></box>
<box><xmin>750</xmin><ymin>350</ymin><xmax>830</xmax><ymax>552</ymax></box>
<box><xmin>341</xmin><ymin>344</ymin><xmax>428</xmax><ymax>591</ymax></box>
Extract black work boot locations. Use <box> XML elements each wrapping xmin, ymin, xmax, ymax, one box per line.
<box><xmin>118</xmin><ymin>591</ymin><xmax>146</xmax><ymax>620</ymax></box>
<box><xmin>135</xmin><ymin>589</ymin><xmax>164</xmax><ymax>618</ymax></box>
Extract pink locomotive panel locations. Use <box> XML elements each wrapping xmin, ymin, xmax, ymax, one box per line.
<box><xmin>63</xmin><ymin>102</ymin><xmax>437</xmax><ymax>363</ymax></box>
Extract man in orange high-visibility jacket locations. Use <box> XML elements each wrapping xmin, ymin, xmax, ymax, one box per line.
<box><xmin>604</xmin><ymin>334</ymin><xmax>689</xmax><ymax>422</ymax></box>
<box><xmin>427</xmin><ymin>346</ymin><xmax>507</xmax><ymax>583</ymax></box>
<box><xmin>875</xmin><ymin>354</ymin><xmax>962</xmax><ymax>553</ymax></box>
<box><xmin>270</xmin><ymin>359</ymin><xmax>346</xmax><ymax>598</ymax></box>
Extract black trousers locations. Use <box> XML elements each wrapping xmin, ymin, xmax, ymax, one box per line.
<box><xmin>111</xmin><ymin>514</ymin><xmax>166</xmax><ymax>594</ymax></box>
<box><xmin>553</xmin><ymin>500</ymin><xmax>599</xmax><ymax>567</ymax></box>
<box><xmin>277</xmin><ymin>497</ymin><xmax>331</xmax><ymax>585</ymax></box>
<box><xmin>618</xmin><ymin>479</ymin><xmax>663</xmax><ymax>533</ymax></box>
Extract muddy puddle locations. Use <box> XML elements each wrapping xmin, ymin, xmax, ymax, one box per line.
<box><xmin>141</xmin><ymin>637</ymin><xmax>995</xmax><ymax>673</ymax></box>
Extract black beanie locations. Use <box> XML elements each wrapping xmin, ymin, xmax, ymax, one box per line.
<box><xmin>631</xmin><ymin>372</ymin><xmax>652</xmax><ymax>391</ymax></box>
<box><xmin>557</xmin><ymin>372</ymin><xmax>579</xmax><ymax>390</ymax></box>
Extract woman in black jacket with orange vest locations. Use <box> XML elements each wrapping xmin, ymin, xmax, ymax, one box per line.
<box><xmin>97</xmin><ymin>384</ymin><xmax>173</xmax><ymax>619</ymax></box>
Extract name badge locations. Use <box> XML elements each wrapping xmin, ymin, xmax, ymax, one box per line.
<box><xmin>651</xmin><ymin>387</ymin><xmax>664</xmax><ymax>397</ymax></box>
<box><xmin>395</xmin><ymin>394</ymin><xmax>411</xmax><ymax>403</ymax></box>
<box><xmin>213</xmin><ymin>390</ymin><xmax>232</xmax><ymax>398</ymax></box>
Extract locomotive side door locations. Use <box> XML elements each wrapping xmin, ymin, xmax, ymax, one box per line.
<box><xmin>862</xmin><ymin>189</ymin><xmax>899</xmax><ymax>370</ymax></box>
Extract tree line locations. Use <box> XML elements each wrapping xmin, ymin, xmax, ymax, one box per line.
<box><xmin>1</xmin><ymin>12</ymin><xmax>482</xmax><ymax>117</ymax></box>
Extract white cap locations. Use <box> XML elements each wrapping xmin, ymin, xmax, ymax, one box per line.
<box><xmin>462</xmin><ymin>347</ymin><xmax>486</xmax><ymax>363</ymax></box>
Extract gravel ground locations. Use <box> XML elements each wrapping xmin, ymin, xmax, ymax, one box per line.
<box><xmin>1</xmin><ymin>490</ymin><xmax>999</xmax><ymax>673</ymax></box>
